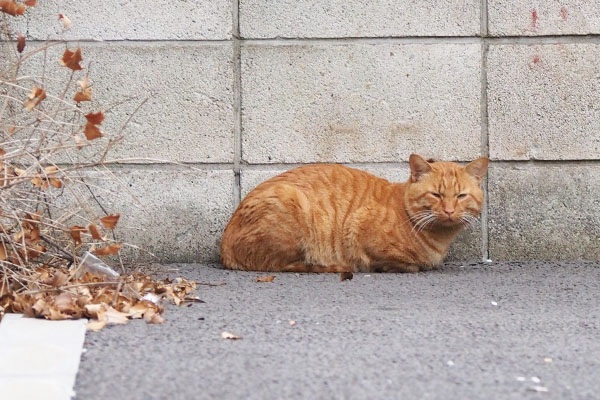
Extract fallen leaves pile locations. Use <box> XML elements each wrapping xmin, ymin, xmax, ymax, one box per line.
<box><xmin>0</xmin><ymin>264</ymin><xmax>198</xmax><ymax>330</ymax></box>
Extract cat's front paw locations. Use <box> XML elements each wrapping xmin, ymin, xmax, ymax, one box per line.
<box><xmin>372</xmin><ymin>262</ymin><xmax>419</xmax><ymax>273</ymax></box>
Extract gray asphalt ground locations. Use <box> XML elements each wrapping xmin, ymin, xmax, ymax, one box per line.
<box><xmin>75</xmin><ymin>262</ymin><xmax>600</xmax><ymax>400</ymax></box>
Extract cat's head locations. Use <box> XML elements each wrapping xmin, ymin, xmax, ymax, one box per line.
<box><xmin>404</xmin><ymin>154</ymin><xmax>489</xmax><ymax>229</ymax></box>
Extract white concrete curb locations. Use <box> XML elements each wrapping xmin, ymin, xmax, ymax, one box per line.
<box><xmin>0</xmin><ymin>314</ymin><xmax>87</xmax><ymax>400</ymax></box>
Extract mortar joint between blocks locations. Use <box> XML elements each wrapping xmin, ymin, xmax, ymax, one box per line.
<box><xmin>481</xmin><ymin>0</ymin><xmax>489</xmax><ymax>37</ymax></box>
<box><xmin>480</xmin><ymin>4</ymin><xmax>490</xmax><ymax>259</ymax></box>
<box><xmin>232</xmin><ymin>0</ymin><xmax>242</xmax><ymax>207</ymax></box>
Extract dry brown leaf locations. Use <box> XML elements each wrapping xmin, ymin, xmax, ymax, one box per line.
<box><xmin>17</xmin><ymin>34</ymin><xmax>25</xmax><ymax>53</ymax></box>
<box><xmin>86</xmin><ymin>319</ymin><xmax>107</xmax><ymax>331</ymax></box>
<box><xmin>26</xmin><ymin>226</ymin><xmax>40</xmax><ymax>244</ymax></box>
<box><xmin>13</xmin><ymin>230</ymin><xmax>24</xmax><ymax>242</ymax></box>
<box><xmin>73</xmin><ymin>76</ymin><xmax>91</xmax><ymax>103</ymax></box>
<box><xmin>102</xmin><ymin>306</ymin><xmax>129</xmax><ymax>324</ymax></box>
<box><xmin>49</xmin><ymin>178</ymin><xmax>62</xmax><ymax>188</ymax></box>
<box><xmin>0</xmin><ymin>243</ymin><xmax>7</xmax><ymax>261</ymax></box>
<box><xmin>46</xmin><ymin>270</ymin><xmax>68</xmax><ymax>287</ymax></box>
<box><xmin>77</xmin><ymin>76</ymin><xmax>90</xmax><ymax>91</ymax></box>
<box><xmin>85</xmin><ymin>111</ymin><xmax>104</xmax><ymax>125</ymax></box>
<box><xmin>73</xmin><ymin>89</ymin><xmax>91</xmax><ymax>103</ymax></box>
<box><xmin>25</xmin><ymin>244</ymin><xmax>46</xmax><ymax>259</ymax></box>
<box><xmin>53</xmin><ymin>292</ymin><xmax>75</xmax><ymax>313</ymax></box>
<box><xmin>100</xmin><ymin>214</ymin><xmax>120</xmax><ymax>230</ymax></box>
<box><xmin>340</xmin><ymin>272</ymin><xmax>353</xmax><ymax>281</ymax></box>
<box><xmin>69</xmin><ymin>225</ymin><xmax>87</xmax><ymax>245</ymax></box>
<box><xmin>146</xmin><ymin>310</ymin><xmax>165</xmax><ymax>324</ymax></box>
<box><xmin>43</xmin><ymin>166</ymin><xmax>58</xmax><ymax>174</ymax></box>
<box><xmin>29</xmin><ymin>230</ymin><xmax>41</xmax><ymax>243</ymax></box>
<box><xmin>88</xmin><ymin>223</ymin><xmax>104</xmax><ymax>240</ymax></box>
<box><xmin>47</xmin><ymin>306</ymin><xmax>70</xmax><ymax>320</ymax></box>
<box><xmin>143</xmin><ymin>309</ymin><xmax>156</xmax><ymax>322</ymax></box>
<box><xmin>93</xmin><ymin>243</ymin><xmax>122</xmax><ymax>256</ymax></box>
<box><xmin>30</xmin><ymin>176</ymin><xmax>44</xmax><ymax>188</ymax></box>
<box><xmin>7</xmin><ymin>126</ymin><xmax>15</xmax><ymax>135</ymax></box>
<box><xmin>221</xmin><ymin>331</ymin><xmax>241</xmax><ymax>340</ymax></box>
<box><xmin>60</xmin><ymin>48</ymin><xmax>83</xmax><ymax>71</ymax></box>
<box><xmin>84</xmin><ymin>123</ymin><xmax>102</xmax><ymax>140</ymax></box>
<box><xmin>58</xmin><ymin>13</ymin><xmax>71</xmax><ymax>29</ymax></box>
<box><xmin>256</xmin><ymin>275</ymin><xmax>275</xmax><ymax>283</ymax></box>
<box><xmin>24</xmin><ymin>87</ymin><xmax>46</xmax><ymax>111</ymax></box>
<box><xmin>24</xmin><ymin>212</ymin><xmax>41</xmax><ymax>227</ymax></box>
<box><xmin>32</xmin><ymin>298</ymin><xmax>48</xmax><ymax>316</ymax></box>
<box><xmin>23</xmin><ymin>0</ymin><xmax>36</xmax><ymax>5</ymax></box>
<box><xmin>84</xmin><ymin>303</ymin><xmax>105</xmax><ymax>319</ymax></box>
<box><xmin>126</xmin><ymin>303</ymin><xmax>148</xmax><ymax>319</ymax></box>
<box><xmin>150</xmin><ymin>313</ymin><xmax>165</xmax><ymax>324</ymax></box>
<box><xmin>0</xmin><ymin>0</ymin><xmax>25</xmax><ymax>16</ymax></box>
<box><xmin>142</xmin><ymin>308</ymin><xmax>164</xmax><ymax>324</ymax></box>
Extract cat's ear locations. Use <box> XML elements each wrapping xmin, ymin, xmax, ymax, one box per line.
<box><xmin>465</xmin><ymin>157</ymin><xmax>489</xmax><ymax>184</ymax></box>
<box><xmin>409</xmin><ymin>154</ymin><xmax>433</xmax><ymax>182</ymax></box>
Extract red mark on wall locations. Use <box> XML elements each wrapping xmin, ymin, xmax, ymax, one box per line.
<box><xmin>560</xmin><ymin>6</ymin><xmax>568</xmax><ymax>20</ymax></box>
<box><xmin>528</xmin><ymin>55</ymin><xmax>542</xmax><ymax>70</ymax></box>
<box><xmin>531</xmin><ymin>9</ymin><xmax>539</xmax><ymax>28</ymax></box>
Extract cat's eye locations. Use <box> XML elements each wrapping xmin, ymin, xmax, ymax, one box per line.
<box><xmin>431</xmin><ymin>192</ymin><xmax>442</xmax><ymax>198</ymax></box>
<box><xmin>457</xmin><ymin>193</ymin><xmax>467</xmax><ymax>199</ymax></box>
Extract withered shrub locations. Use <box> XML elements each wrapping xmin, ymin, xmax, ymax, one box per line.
<box><xmin>0</xmin><ymin>1</ymin><xmax>198</xmax><ymax>330</ymax></box>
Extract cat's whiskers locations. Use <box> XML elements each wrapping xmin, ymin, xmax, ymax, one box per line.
<box><xmin>404</xmin><ymin>210</ymin><xmax>433</xmax><ymax>230</ymax></box>
<box><xmin>418</xmin><ymin>213</ymin><xmax>440</xmax><ymax>233</ymax></box>
<box><xmin>408</xmin><ymin>210</ymin><xmax>433</xmax><ymax>222</ymax></box>
<box><xmin>416</xmin><ymin>219</ymin><xmax>434</xmax><ymax>234</ymax></box>
<box><xmin>458</xmin><ymin>212</ymin><xmax>478</xmax><ymax>227</ymax></box>
<box><xmin>411</xmin><ymin>212</ymin><xmax>437</xmax><ymax>235</ymax></box>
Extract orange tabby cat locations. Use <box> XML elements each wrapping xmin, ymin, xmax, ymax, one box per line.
<box><xmin>221</xmin><ymin>154</ymin><xmax>488</xmax><ymax>273</ymax></box>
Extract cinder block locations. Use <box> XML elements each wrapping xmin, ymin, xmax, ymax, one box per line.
<box><xmin>488</xmin><ymin>44</ymin><xmax>600</xmax><ymax>160</ymax></box>
<box><xmin>24</xmin><ymin>0</ymin><xmax>232</xmax><ymax>40</ymax></box>
<box><xmin>241</xmin><ymin>165</ymin><xmax>481</xmax><ymax>262</ymax></box>
<box><xmin>488</xmin><ymin>1</ymin><xmax>600</xmax><ymax>36</ymax></box>
<box><xmin>16</xmin><ymin>42</ymin><xmax>234</xmax><ymax>163</ymax></box>
<box><xmin>489</xmin><ymin>164</ymin><xmax>600</xmax><ymax>260</ymax></box>
<box><xmin>240</xmin><ymin>0</ymin><xmax>480</xmax><ymax>38</ymax></box>
<box><xmin>81</xmin><ymin>167</ymin><xmax>234</xmax><ymax>263</ymax></box>
<box><xmin>242</xmin><ymin>43</ymin><xmax>482</xmax><ymax>164</ymax></box>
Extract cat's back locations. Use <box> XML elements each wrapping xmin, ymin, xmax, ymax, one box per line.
<box><xmin>251</xmin><ymin>164</ymin><xmax>388</xmax><ymax>197</ymax></box>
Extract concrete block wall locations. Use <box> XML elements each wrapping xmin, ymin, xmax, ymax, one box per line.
<box><xmin>13</xmin><ymin>1</ymin><xmax>600</xmax><ymax>262</ymax></box>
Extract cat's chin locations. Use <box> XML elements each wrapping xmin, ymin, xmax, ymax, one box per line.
<box><xmin>436</xmin><ymin>219</ymin><xmax>462</xmax><ymax>228</ymax></box>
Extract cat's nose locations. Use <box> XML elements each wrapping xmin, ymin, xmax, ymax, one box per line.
<box><xmin>444</xmin><ymin>208</ymin><xmax>455</xmax><ymax>217</ymax></box>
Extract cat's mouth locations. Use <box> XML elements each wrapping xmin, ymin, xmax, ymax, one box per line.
<box><xmin>437</xmin><ymin>214</ymin><xmax>463</xmax><ymax>227</ymax></box>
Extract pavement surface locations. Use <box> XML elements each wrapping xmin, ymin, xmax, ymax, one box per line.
<box><xmin>75</xmin><ymin>262</ymin><xmax>600</xmax><ymax>400</ymax></box>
